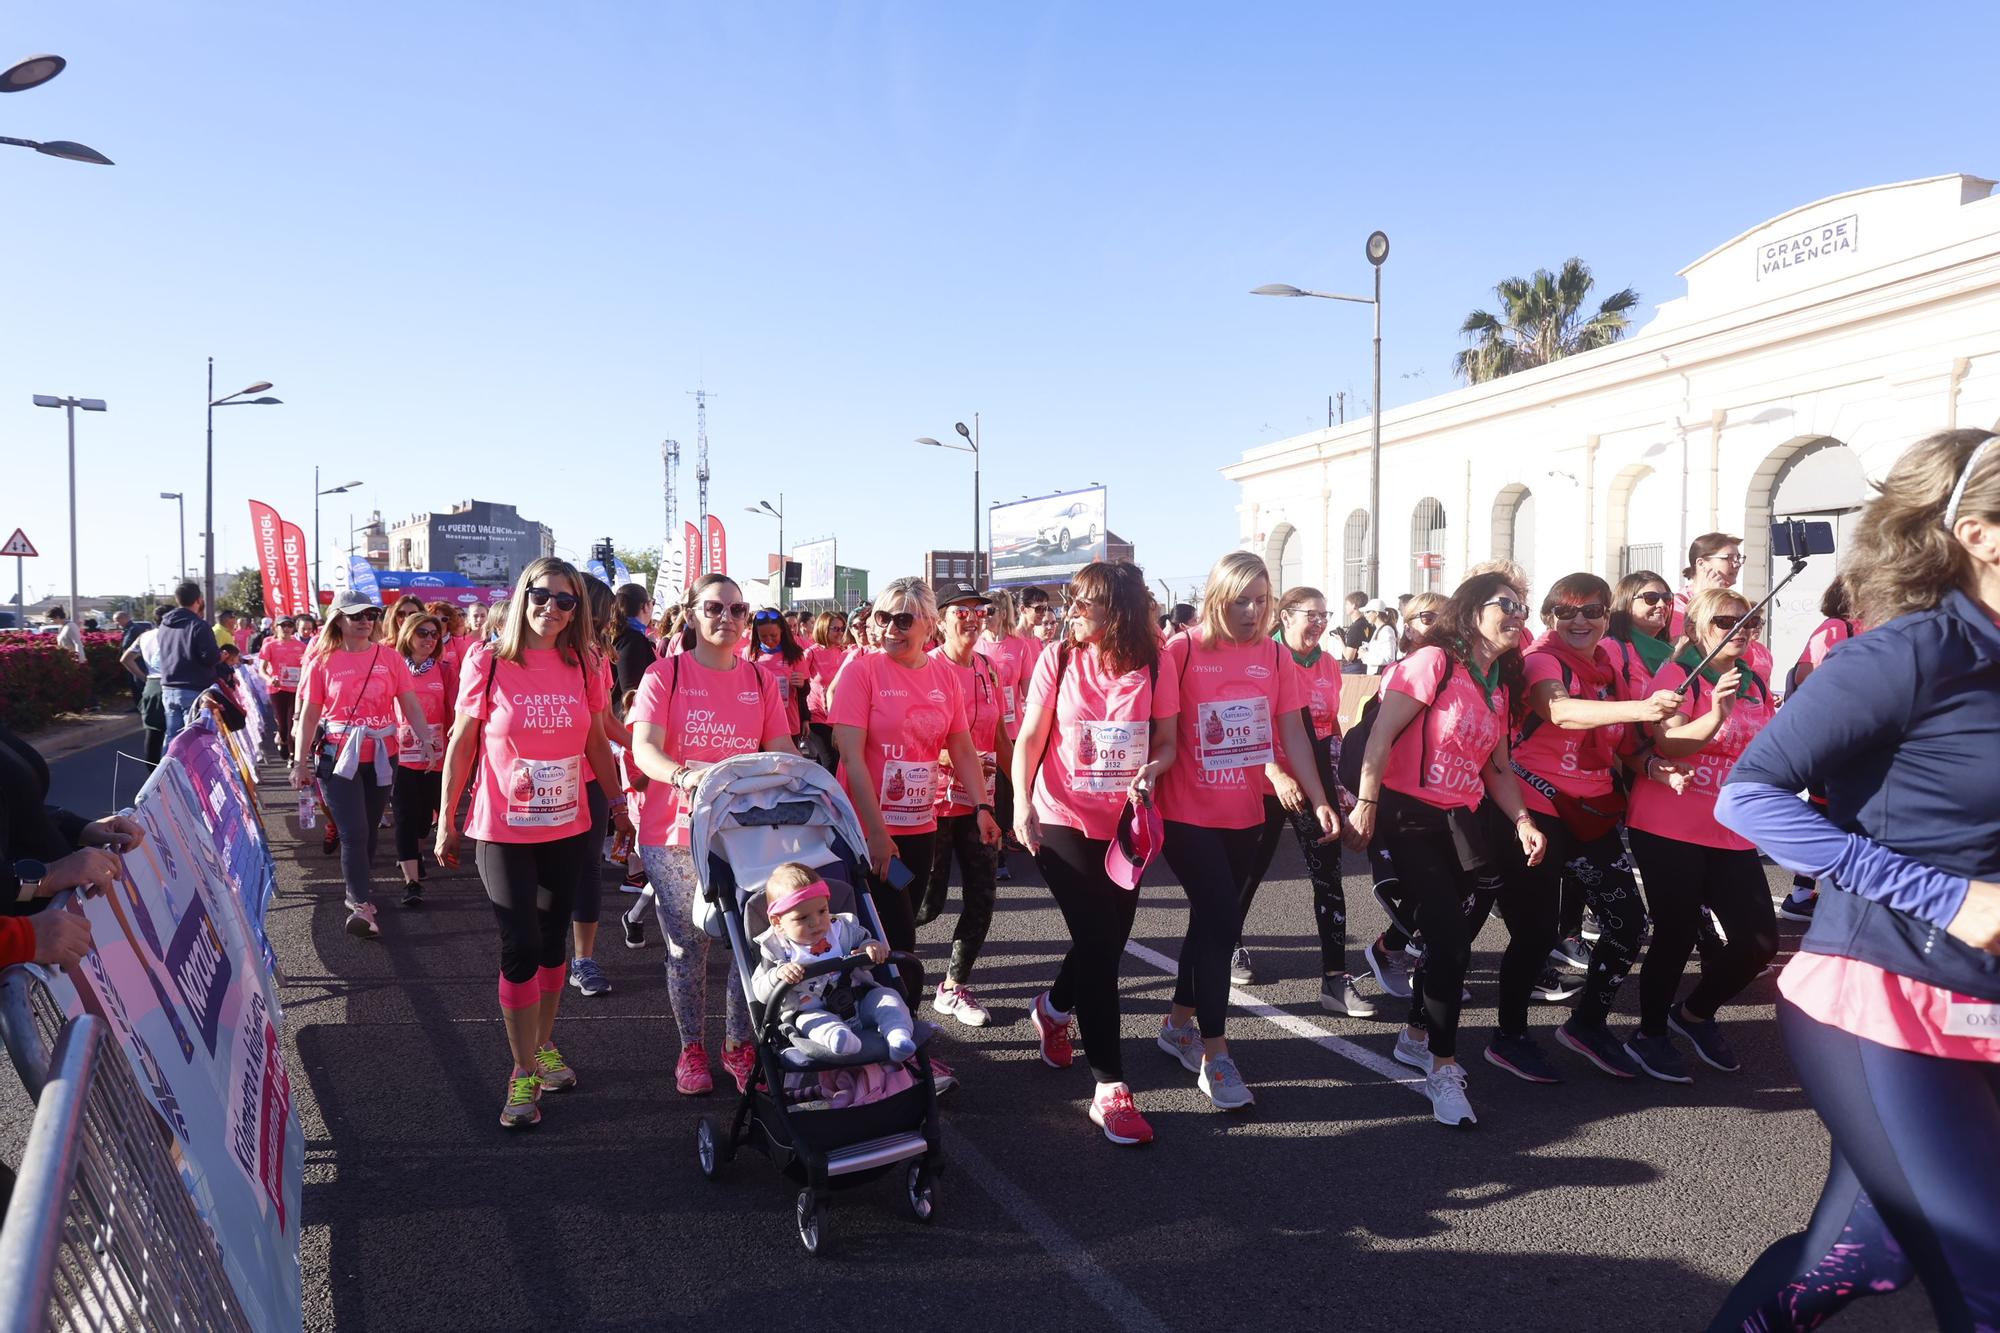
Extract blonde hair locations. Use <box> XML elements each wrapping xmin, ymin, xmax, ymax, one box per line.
<box><xmin>493</xmin><ymin>558</ymin><xmax>594</xmax><ymax>667</ymax></box>
<box><xmin>764</xmin><ymin>861</ymin><xmax>820</xmax><ymax>907</ymax></box>
<box><xmin>1400</xmin><ymin>591</ymin><xmax>1446</xmax><ymax>649</ymax></box>
<box><xmin>1465</xmin><ymin>558</ymin><xmax>1530</xmax><ymax>601</ymax></box>
<box><xmin>877</xmin><ymin>576</ymin><xmax>939</xmax><ymax>625</ymax></box>
<box><xmin>1677</xmin><ymin>587</ymin><xmax>1751</xmax><ymax>658</ymax></box>
<box><xmin>985</xmin><ymin>589</ymin><xmax>1018</xmax><ymax>636</ymax></box>
<box><xmin>1847</xmin><ymin>428</ymin><xmax>2000</xmax><ymax>628</ymax></box>
<box><xmin>313</xmin><ymin>604</ymin><xmax>380</xmax><ymax>655</ymax></box>
<box><xmin>1197</xmin><ymin>551</ymin><xmax>1273</xmax><ymax>644</ymax></box>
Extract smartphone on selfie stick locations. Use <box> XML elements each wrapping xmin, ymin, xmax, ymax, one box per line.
<box><xmin>1673</xmin><ymin>519</ymin><xmax>1836</xmax><ymax>696</ymax></box>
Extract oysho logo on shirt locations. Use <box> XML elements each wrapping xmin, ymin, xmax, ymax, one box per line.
<box><xmin>1191</xmin><ymin>663</ymin><xmax>1223</xmax><ymax>675</ymax></box>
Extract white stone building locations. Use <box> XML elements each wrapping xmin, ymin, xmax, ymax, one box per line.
<box><xmin>1225</xmin><ymin>173</ymin><xmax>2000</xmax><ymax>674</ymax></box>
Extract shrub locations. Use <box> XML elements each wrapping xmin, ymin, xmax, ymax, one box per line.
<box><xmin>0</xmin><ymin>633</ymin><xmax>92</xmax><ymax>730</ymax></box>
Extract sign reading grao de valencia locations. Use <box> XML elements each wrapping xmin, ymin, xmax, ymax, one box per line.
<box><xmin>1758</xmin><ymin>214</ymin><xmax>1858</xmax><ymax>281</ymax></box>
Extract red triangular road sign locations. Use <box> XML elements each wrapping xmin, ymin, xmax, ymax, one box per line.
<box><xmin>0</xmin><ymin>529</ymin><xmax>37</xmax><ymax>558</ymax></box>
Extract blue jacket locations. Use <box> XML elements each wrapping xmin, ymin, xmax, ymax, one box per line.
<box><xmin>1718</xmin><ymin>589</ymin><xmax>2000</xmax><ymax>998</ymax></box>
<box><xmin>155</xmin><ymin>607</ymin><xmax>219</xmax><ymax>692</ymax></box>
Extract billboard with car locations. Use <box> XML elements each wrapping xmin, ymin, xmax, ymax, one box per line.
<box><xmin>988</xmin><ymin>486</ymin><xmax>1107</xmax><ymax>587</ymax></box>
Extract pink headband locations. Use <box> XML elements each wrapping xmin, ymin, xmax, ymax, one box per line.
<box><xmin>768</xmin><ymin>879</ymin><xmax>830</xmax><ymax>916</ymax></box>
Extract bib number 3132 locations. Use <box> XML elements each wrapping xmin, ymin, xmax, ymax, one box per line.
<box><xmin>506</xmin><ymin>755</ymin><xmax>582</xmax><ymax>828</ymax></box>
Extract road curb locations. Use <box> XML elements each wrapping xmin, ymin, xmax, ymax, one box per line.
<box><xmin>21</xmin><ymin>712</ymin><xmax>144</xmax><ymax>762</ymax></box>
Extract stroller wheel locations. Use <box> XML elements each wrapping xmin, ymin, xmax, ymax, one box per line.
<box><xmin>696</xmin><ymin>1117</ymin><xmax>720</xmax><ymax>1180</ymax></box>
<box><xmin>905</xmin><ymin>1162</ymin><xmax>937</xmax><ymax>1224</ymax></box>
<box><xmin>795</xmin><ymin>1189</ymin><xmax>824</xmax><ymax>1256</ymax></box>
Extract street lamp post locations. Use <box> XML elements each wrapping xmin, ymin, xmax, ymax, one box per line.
<box><xmin>159</xmin><ymin>491</ymin><xmax>186</xmax><ymax>585</ymax></box>
<box><xmin>314</xmin><ymin>469</ymin><xmax>364</xmax><ymax>605</ymax></box>
<box><xmin>204</xmin><ymin>359</ymin><xmax>281</xmax><ymax>612</ymax></box>
<box><xmin>32</xmin><ymin>393</ymin><xmax>107</xmax><ymax>629</ymax></box>
<box><xmin>915</xmin><ymin>412</ymin><xmax>981</xmax><ymax>584</ymax></box>
<box><xmin>1253</xmin><ymin>230</ymin><xmax>1390</xmax><ymax>593</ymax></box>
<box><xmin>746</xmin><ymin>496</ymin><xmax>785</xmax><ymax>609</ymax></box>
<box><xmin>1</xmin><ymin>54</ymin><xmax>113</xmax><ymax>166</ymax></box>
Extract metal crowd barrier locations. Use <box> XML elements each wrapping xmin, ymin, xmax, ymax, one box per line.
<box><xmin>0</xmin><ymin>970</ymin><xmax>251</xmax><ymax>1332</ymax></box>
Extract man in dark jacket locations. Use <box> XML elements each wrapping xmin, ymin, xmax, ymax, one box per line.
<box><xmin>156</xmin><ymin>581</ymin><xmax>220</xmax><ymax>745</ymax></box>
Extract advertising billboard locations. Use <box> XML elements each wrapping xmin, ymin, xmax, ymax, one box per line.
<box><xmin>988</xmin><ymin>485</ymin><xmax>1107</xmax><ymax>587</ymax></box>
<box><xmin>794</xmin><ymin>538</ymin><xmax>837</xmax><ymax>601</ymax></box>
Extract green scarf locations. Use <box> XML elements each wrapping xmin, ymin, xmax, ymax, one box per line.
<box><xmin>1624</xmin><ymin>629</ymin><xmax>1673</xmax><ymax>674</ymax></box>
<box><xmin>1463</xmin><ymin>650</ymin><xmax>1504</xmax><ymax>710</ymax></box>
<box><xmin>1673</xmin><ymin>644</ymin><xmax>1765</xmax><ymax>703</ymax></box>
<box><xmin>1287</xmin><ymin>643</ymin><xmax>1321</xmax><ymax>669</ymax></box>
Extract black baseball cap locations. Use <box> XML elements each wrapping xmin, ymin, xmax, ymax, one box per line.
<box><xmin>938</xmin><ymin>583</ymin><xmax>988</xmax><ymax>608</ymax></box>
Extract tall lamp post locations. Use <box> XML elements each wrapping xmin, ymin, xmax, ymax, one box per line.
<box><xmin>746</xmin><ymin>496</ymin><xmax>785</xmax><ymax>608</ymax></box>
<box><xmin>314</xmin><ymin>470</ymin><xmax>364</xmax><ymax>605</ymax></box>
<box><xmin>159</xmin><ymin>491</ymin><xmax>186</xmax><ymax>585</ymax></box>
<box><xmin>204</xmin><ymin>360</ymin><xmax>281</xmax><ymax>612</ymax></box>
<box><xmin>1</xmin><ymin>53</ymin><xmax>113</xmax><ymax>166</ymax></box>
<box><xmin>31</xmin><ymin>393</ymin><xmax>107</xmax><ymax>629</ymax></box>
<box><xmin>916</xmin><ymin>412</ymin><xmax>981</xmax><ymax>583</ymax></box>
<box><xmin>1253</xmin><ymin>230</ymin><xmax>1390</xmax><ymax>592</ymax></box>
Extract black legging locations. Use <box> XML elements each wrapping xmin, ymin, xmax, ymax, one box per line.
<box><xmin>391</xmin><ymin>766</ymin><xmax>442</xmax><ymax>864</ymax></box>
<box><xmin>1161</xmin><ymin>820</ymin><xmax>1262</xmax><ymax>1040</ymax></box>
<box><xmin>1708</xmin><ymin>998</ymin><xmax>2000</xmax><ymax>1332</ymax></box>
<box><xmin>1628</xmin><ymin>827</ymin><xmax>1777</xmax><ymax>1036</ymax></box>
<box><xmin>316</xmin><ymin>755</ymin><xmax>391</xmax><ymax>909</ymax></box>
<box><xmin>919</xmin><ymin>812</ymin><xmax>998</xmax><ymax>985</ymax></box>
<box><xmin>1376</xmin><ymin>795</ymin><xmax>1483</xmax><ymax>1059</ymax></box>
<box><xmin>865</xmin><ymin>829</ymin><xmax>937</xmax><ymax>954</ymax></box>
<box><xmin>271</xmin><ymin>691</ymin><xmax>296</xmax><ymax>761</ymax></box>
<box><xmin>1564</xmin><ymin>827</ymin><xmax>1646</xmax><ymax>1029</ymax></box>
<box><xmin>475</xmin><ymin>832</ymin><xmax>588</xmax><ymax>984</ymax></box>
<box><xmin>1038</xmin><ymin>824</ymin><xmax>1141</xmax><ymax>1085</ymax></box>
<box><xmin>806</xmin><ymin>722</ymin><xmax>840</xmax><ymax>775</ymax></box>
<box><xmin>571</xmin><ymin>780</ymin><xmax>609</xmax><ymax>926</ymax></box>
<box><xmin>1236</xmin><ymin>794</ymin><xmax>1352</xmax><ymax>975</ymax></box>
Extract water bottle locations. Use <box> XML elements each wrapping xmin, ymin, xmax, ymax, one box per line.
<box><xmin>297</xmin><ymin>788</ymin><xmax>317</xmax><ymax>829</ymax></box>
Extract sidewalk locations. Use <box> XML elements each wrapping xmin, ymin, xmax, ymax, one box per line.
<box><xmin>20</xmin><ymin>710</ymin><xmax>144</xmax><ymax>763</ymax></box>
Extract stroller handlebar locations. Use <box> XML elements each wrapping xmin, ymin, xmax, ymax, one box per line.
<box><xmin>793</xmin><ymin>949</ymin><xmax>922</xmax><ymax>983</ymax></box>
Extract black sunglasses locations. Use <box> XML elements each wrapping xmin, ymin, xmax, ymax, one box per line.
<box><xmin>1550</xmin><ymin>603</ymin><xmax>1609</xmax><ymax>622</ymax></box>
<box><xmin>1712</xmin><ymin>614</ymin><xmax>1764</xmax><ymax>634</ymax></box>
<box><xmin>1632</xmin><ymin>590</ymin><xmax>1672</xmax><ymax>606</ymax></box>
<box><xmin>872</xmin><ymin>609</ymin><xmax>918</xmax><ymax>631</ymax></box>
<box><xmin>525</xmin><ymin>587</ymin><xmax>580</xmax><ymax>613</ymax></box>
<box><xmin>351</xmin><ymin>608</ymin><xmax>384</xmax><ymax>622</ymax></box>
<box><xmin>414</xmin><ymin>626</ymin><xmax>439</xmax><ymax>638</ymax></box>
<box><xmin>1409</xmin><ymin>611</ymin><xmax>1440</xmax><ymax>626</ymax></box>
<box><xmin>1482</xmin><ymin>596</ymin><xmax>1529</xmax><ymax>618</ymax></box>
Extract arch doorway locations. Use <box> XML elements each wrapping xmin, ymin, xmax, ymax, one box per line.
<box><xmin>1265</xmin><ymin>522</ymin><xmax>1302</xmax><ymax>597</ymax></box>
<box><xmin>1745</xmin><ymin>436</ymin><xmax>1868</xmax><ymax>682</ymax></box>
<box><xmin>1490</xmin><ymin>484</ymin><xmax>1536</xmax><ymax>589</ymax></box>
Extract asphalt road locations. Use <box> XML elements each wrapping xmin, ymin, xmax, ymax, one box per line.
<box><xmin>12</xmin><ymin>731</ymin><xmax>1937</xmax><ymax>1332</ymax></box>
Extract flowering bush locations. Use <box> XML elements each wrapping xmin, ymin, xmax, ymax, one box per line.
<box><xmin>0</xmin><ymin>633</ymin><xmax>92</xmax><ymax>731</ymax></box>
<box><xmin>83</xmin><ymin>630</ymin><xmax>129</xmax><ymax>698</ymax></box>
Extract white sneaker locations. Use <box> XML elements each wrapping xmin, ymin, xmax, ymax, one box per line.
<box><xmin>345</xmin><ymin>902</ymin><xmax>380</xmax><ymax>939</ymax></box>
<box><xmin>1393</xmin><ymin>1030</ymin><xmax>1434</xmax><ymax>1075</ymax></box>
<box><xmin>1320</xmin><ymin>974</ymin><xmax>1377</xmax><ymax>1018</ymax></box>
<box><xmin>1198</xmin><ymin>1054</ymin><xmax>1255</xmax><ymax>1110</ymax></box>
<box><xmin>1426</xmin><ymin>1063</ymin><xmax>1477</xmax><ymax>1127</ymax></box>
<box><xmin>1156</xmin><ymin>1020</ymin><xmax>1203</xmax><ymax>1074</ymax></box>
<box><xmin>933</xmin><ymin>983</ymin><xmax>992</xmax><ymax>1028</ymax></box>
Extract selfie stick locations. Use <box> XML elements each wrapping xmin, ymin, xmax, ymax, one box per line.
<box><xmin>1673</xmin><ymin>551</ymin><xmax>1811</xmax><ymax>698</ymax></box>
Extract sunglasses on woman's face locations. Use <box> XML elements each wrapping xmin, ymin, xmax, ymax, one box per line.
<box><xmin>1712</xmin><ymin>614</ymin><xmax>1763</xmax><ymax>634</ymax></box>
<box><xmin>1632</xmin><ymin>590</ymin><xmax>1672</xmax><ymax>606</ymax></box>
<box><xmin>1550</xmin><ymin>603</ymin><xmax>1609</xmax><ymax>622</ymax></box>
<box><xmin>414</xmin><ymin>626</ymin><xmax>439</xmax><ymax>639</ymax></box>
<box><xmin>872</xmin><ymin>609</ymin><xmax>918</xmax><ymax>632</ymax></box>
<box><xmin>1482</xmin><ymin>596</ymin><xmax>1529</xmax><ymax>618</ymax></box>
<box><xmin>351</xmin><ymin>608</ymin><xmax>383</xmax><ymax>623</ymax></box>
<box><xmin>1409</xmin><ymin>611</ymin><xmax>1440</xmax><ymax>626</ymax></box>
<box><xmin>525</xmin><ymin>587</ymin><xmax>580</xmax><ymax>613</ymax></box>
<box><xmin>944</xmin><ymin>605</ymin><xmax>989</xmax><ymax>620</ymax></box>
<box><xmin>699</xmin><ymin>600</ymin><xmax>751</xmax><ymax>620</ymax></box>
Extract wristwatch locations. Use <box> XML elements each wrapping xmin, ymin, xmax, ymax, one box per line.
<box><xmin>12</xmin><ymin>859</ymin><xmax>48</xmax><ymax>904</ymax></box>
<box><xmin>974</xmin><ymin>802</ymin><xmax>995</xmax><ymax>815</ymax></box>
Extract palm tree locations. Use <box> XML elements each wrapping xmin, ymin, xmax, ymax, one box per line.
<box><xmin>1454</xmin><ymin>258</ymin><xmax>1639</xmax><ymax>384</ymax></box>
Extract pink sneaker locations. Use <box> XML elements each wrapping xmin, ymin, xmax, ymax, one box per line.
<box><xmin>720</xmin><ymin>1041</ymin><xmax>757</xmax><ymax>1094</ymax></box>
<box><xmin>1089</xmin><ymin>1085</ymin><xmax>1155</xmax><ymax>1146</ymax></box>
<box><xmin>674</xmin><ymin>1042</ymin><xmax>713</xmax><ymax>1096</ymax></box>
<box><xmin>1030</xmin><ymin>992</ymin><xmax>1075</xmax><ymax>1069</ymax></box>
<box><xmin>928</xmin><ymin>1056</ymin><xmax>959</xmax><ymax>1096</ymax></box>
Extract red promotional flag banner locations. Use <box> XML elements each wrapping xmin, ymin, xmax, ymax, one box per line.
<box><xmin>279</xmin><ymin>521</ymin><xmax>312</xmax><ymax>616</ymax></box>
<box><xmin>704</xmin><ymin>514</ymin><xmax>727</xmax><ymax>578</ymax></box>
<box><xmin>683</xmin><ymin>520</ymin><xmax>702</xmax><ymax>586</ymax></box>
<box><xmin>247</xmin><ymin>501</ymin><xmax>288</xmax><ymax>620</ymax></box>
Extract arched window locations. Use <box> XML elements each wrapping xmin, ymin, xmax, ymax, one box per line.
<box><xmin>1491</xmin><ymin>484</ymin><xmax>1535</xmax><ymax>589</ymax></box>
<box><xmin>1342</xmin><ymin>509</ymin><xmax>1369</xmax><ymax>602</ymax></box>
<box><xmin>1410</xmin><ymin>498</ymin><xmax>1447</xmax><ymax>593</ymax></box>
<box><xmin>1272</xmin><ymin>524</ymin><xmax>1302</xmax><ymax>596</ymax></box>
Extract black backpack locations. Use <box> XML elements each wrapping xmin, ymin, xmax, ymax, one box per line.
<box><xmin>1337</xmin><ymin>654</ymin><xmax>1454</xmax><ymax>794</ymax></box>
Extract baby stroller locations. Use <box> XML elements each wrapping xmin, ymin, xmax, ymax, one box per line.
<box><xmin>687</xmin><ymin>751</ymin><xmax>945</xmax><ymax>1254</ymax></box>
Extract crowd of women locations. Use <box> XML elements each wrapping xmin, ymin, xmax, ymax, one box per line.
<box><xmin>259</xmin><ymin>428</ymin><xmax>1998</xmax><ymax>1331</ymax></box>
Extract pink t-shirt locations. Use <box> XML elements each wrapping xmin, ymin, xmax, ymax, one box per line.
<box><xmin>976</xmin><ymin>633</ymin><xmax>1041</xmax><ymax>740</ymax></box>
<box><xmin>1379</xmin><ymin>646</ymin><xmax>1509</xmax><ymax>812</ymax></box>
<box><xmin>746</xmin><ymin>645</ymin><xmax>810</xmax><ymax>734</ymax></box>
<box><xmin>1780</xmin><ymin>953</ymin><xmax>2000</xmax><ymax>1063</ymax></box>
<box><xmin>828</xmin><ymin>649</ymin><xmax>969</xmax><ymax>836</ymax></box>
<box><xmin>395</xmin><ymin>657</ymin><xmax>453</xmax><ymax>771</ymax></box>
<box><xmin>1511</xmin><ymin>648</ymin><xmax>1623</xmax><ymax>817</ymax></box>
<box><xmin>804</xmin><ymin>644</ymin><xmax>851</xmax><ymax>724</ymax></box>
<box><xmin>1790</xmin><ymin>617</ymin><xmax>1857</xmax><ymax>689</ymax></box>
<box><xmin>261</xmin><ymin>637</ymin><xmax>306</xmax><ymax>693</ymax></box>
<box><xmin>1026</xmin><ymin>641</ymin><xmax>1179</xmax><ymax>841</ymax></box>
<box><xmin>627</xmin><ymin>652</ymin><xmax>789</xmax><ymax>847</ymax></box>
<box><xmin>1156</xmin><ymin>629</ymin><xmax>1303</xmax><ymax>830</ymax></box>
<box><xmin>1624</xmin><ymin>660</ymin><xmax>1771</xmax><ymax>851</ymax></box>
<box><xmin>1289</xmin><ymin>648</ymin><xmax>1345</xmax><ymax>743</ymax></box>
<box><xmin>928</xmin><ymin>646</ymin><xmax>1004</xmax><ymax>816</ymax></box>
<box><xmin>586</xmin><ymin>651</ymin><xmax>616</xmax><ymax>787</ymax></box>
<box><xmin>300</xmin><ymin>646</ymin><xmax>415</xmax><ymax>763</ymax></box>
<box><xmin>456</xmin><ymin>642</ymin><xmax>608</xmax><ymax>845</ymax></box>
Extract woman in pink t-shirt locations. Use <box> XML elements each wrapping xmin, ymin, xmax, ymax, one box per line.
<box><xmin>802</xmin><ymin>610</ymin><xmax>851</xmax><ymax>772</ymax></box>
<box><xmin>1012</xmin><ymin>560</ymin><xmax>1177</xmax><ymax>1145</ymax></box>
<box><xmin>978</xmin><ymin>590</ymin><xmax>1046</xmax><ymax>882</ymax></box>
<box><xmin>260</xmin><ymin>617</ymin><xmax>307</xmax><ymax>764</ymax></box>
<box><xmin>562</xmin><ymin>577</ymin><xmax>636</xmax><ymax>1002</ymax></box>
<box><xmin>831</xmin><ymin>577</ymin><xmax>994</xmax><ymax>960</ymax></box>
<box><xmin>918</xmin><ymin>586</ymin><xmax>1016</xmax><ymax>1029</ymax></box>
<box><xmin>390</xmin><ymin>611</ymin><xmax>454</xmax><ymax>907</ymax></box>
<box><xmin>1350</xmin><ymin>572</ymin><xmax>1549</xmax><ymax>1128</ymax></box>
<box><xmin>744</xmin><ymin>608</ymin><xmax>811</xmax><ymax>741</ymax></box>
<box><xmin>437</xmin><ymin>559</ymin><xmax>618</xmax><ymax>1131</ymax></box>
<box><xmin>1622</xmin><ymin>587</ymin><xmax>1779</xmax><ymax>1085</ymax></box>
<box><xmin>291</xmin><ymin>592</ymin><xmax>437</xmax><ymax>939</ymax></box>
<box><xmin>627</xmin><ymin>574</ymin><xmax>797</xmax><ymax>1095</ymax></box>
<box><xmin>1670</xmin><ymin>532</ymin><xmax>1776</xmax><ymax>683</ymax></box>
<box><xmin>1154</xmin><ymin>553</ymin><xmax>1338</xmax><ymax>1112</ymax></box>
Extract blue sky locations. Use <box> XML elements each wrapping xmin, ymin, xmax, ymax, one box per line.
<box><xmin>7</xmin><ymin>1</ymin><xmax>1997</xmax><ymax>606</ymax></box>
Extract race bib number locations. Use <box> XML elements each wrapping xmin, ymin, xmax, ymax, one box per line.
<box><xmin>1001</xmin><ymin>682</ymin><xmax>1018</xmax><ymax>726</ymax></box>
<box><xmin>1071</xmin><ymin>719</ymin><xmax>1148</xmax><ymax>793</ymax></box>
<box><xmin>1944</xmin><ymin>996</ymin><xmax>2000</xmax><ymax>1038</ymax></box>
<box><xmin>944</xmin><ymin>752</ymin><xmax>997</xmax><ymax>810</ymax></box>
<box><xmin>397</xmin><ymin>724</ymin><xmax>426</xmax><ymax>768</ymax></box>
<box><xmin>1195</xmin><ymin>698</ymin><xmax>1273</xmax><ymax>773</ymax></box>
<box><xmin>506</xmin><ymin>755</ymin><xmax>582</xmax><ymax>828</ymax></box>
<box><xmin>1307</xmin><ymin>689</ymin><xmax>1334</xmax><ymax>740</ymax></box>
<box><xmin>879</xmin><ymin>759</ymin><xmax>937</xmax><ymax>827</ymax></box>
<box><xmin>279</xmin><ymin>666</ymin><xmax>302</xmax><ymax>688</ymax></box>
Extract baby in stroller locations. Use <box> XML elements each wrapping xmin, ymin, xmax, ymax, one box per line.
<box><xmin>751</xmin><ymin>862</ymin><xmax>918</xmax><ymax>1061</ymax></box>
